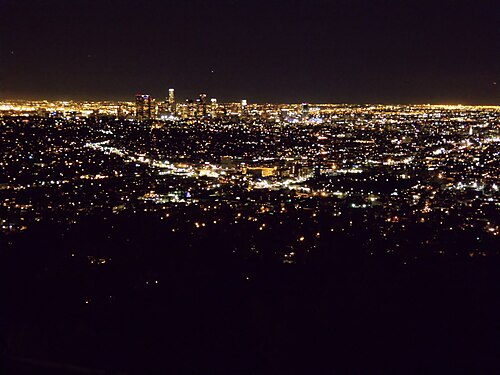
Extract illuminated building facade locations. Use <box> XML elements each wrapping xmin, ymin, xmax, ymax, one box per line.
<box><xmin>135</xmin><ymin>94</ymin><xmax>152</xmax><ymax>121</ymax></box>
<box><xmin>241</xmin><ymin>99</ymin><xmax>248</xmax><ymax>116</ymax></box>
<box><xmin>210</xmin><ymin>98</ymin><xmax>218</xmax><ymax>117</ymax></box>
<box><xmin>198</xmin><ymin>93</ymin><xmax>207</xmax><ymax>117</ymax></box>
<box><xmin>167</xmin><ymin>88</ymin><xmax>175</xmax><ymax>114</ymax></box>
<box><xmin>302</xmin><ymin>103</ymin><xmax>310</xmax><ymax>121</ymax></box>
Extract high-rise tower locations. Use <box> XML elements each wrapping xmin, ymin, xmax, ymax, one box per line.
<box><xmin>135</xmin><ymin>94</ymin><xmax>152</xmax><ymax>121</ymax></box>
<box><xmin>198</xmin><ymin>93</ymin><xmax>207</xmax><ymax>117</ymax></box>
<box><xmin>167</xmin><ymin>88</ymin><xmax>176</xmax><ymax>114</ymax></box>
<box><xmin>302</xmin><ymin>103</ymin><xmax>310</xmax><ymax>121</ymax></box>
<box><xmin>241</xmin><ymin>99</ymin><xmax>248</xmax><ymax>116</ymax></box>
<box><xmin>210</xmin><ymin>98</ymin><xmax>218</xmax><ymax>117</ymax></box>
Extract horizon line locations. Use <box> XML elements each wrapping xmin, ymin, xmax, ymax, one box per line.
<box><xmin>1</xmin><ymin>97</ymin><xmax>500</xmax><ymax>108</ymax></box>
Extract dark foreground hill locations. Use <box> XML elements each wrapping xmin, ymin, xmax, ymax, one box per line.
<box><xmin>2</xmin><ymin>215</ymin><xmax>500</xmax><ymax>374</ymax></box>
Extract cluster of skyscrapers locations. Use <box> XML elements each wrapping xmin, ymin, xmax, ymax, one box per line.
<box><xmin>135</xmin><ymin>89</ymin><xmax>251</xmax><ymax>121</ymax></box>
<box><xmin>135</xmin><ymin>89</ymin><xmax>176</xmax><ymax>121</ymax></box>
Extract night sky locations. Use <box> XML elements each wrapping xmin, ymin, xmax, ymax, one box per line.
<box><xmin>0</xmin><ymin>0</ymin><xmax>498</xmax><ymax>104</ymax></box>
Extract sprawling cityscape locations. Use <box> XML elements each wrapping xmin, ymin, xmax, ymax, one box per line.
<box><xmin>1</xmin><ymin>93</ymin><xmax>499</xmax><ymax>257</ymax></box>
<box><xmin>1</xmin><ymin>91</ymin><xmax>500</xmax><ymax>373</ymax></box>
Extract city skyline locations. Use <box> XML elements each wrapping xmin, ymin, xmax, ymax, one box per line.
<box><xmin>3</xmin><ymin>94</ymin><xmax>500</xmax><ymax>107</ymax></box>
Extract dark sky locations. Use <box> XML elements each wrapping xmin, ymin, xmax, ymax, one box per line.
<box><xmin>0</xmin><ymin>0</ymin><xmax>498</xmax><ymax>103</ymax></box>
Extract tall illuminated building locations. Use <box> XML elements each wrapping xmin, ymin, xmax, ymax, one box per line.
<box><xmin>167</xmin><ymin>88</ymin><xmax>175</xmax><ymax>114</ymax></box>
<box><xmin>241</xmin><ymin>99</ymin><xmax>248</xmax><ymax>116</ymax></box>
<box><xmin>302</xmin><ymin>103</ymin><xmax>310</xmax><ymax>121</ymax></box>
<box><xmin>210</xmin><ymin>98</ymin><xmax>218</xmax><ymax>117</ymax></box>
<box><xmin>198</xmin><ymin>93</ymin><xmax>207</xmax><ymax>104</ymax></box>
<box><xmin>198</xmin><ymin>93</ymin><xmax>207</xmax><ymax>117</ymax></box>
<box><xmin>135</xmin><ymin>94</ymin><xmax>152</xmax><ymax>121</ymax></box>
